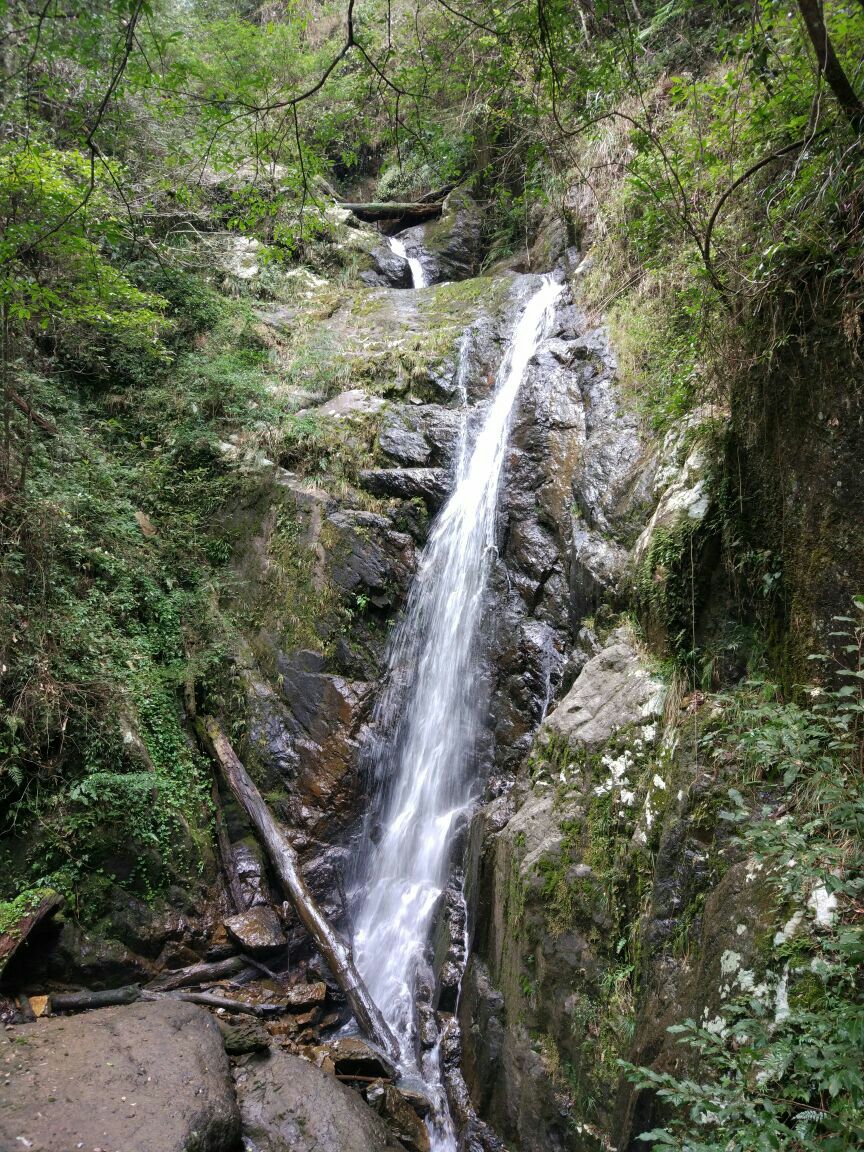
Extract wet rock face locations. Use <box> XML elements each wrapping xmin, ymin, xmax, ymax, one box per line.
<box><xmin>0</xmin><ymin>1002</ymin><xmax>240</xmax><ymax>1152</ymax></box>
<box><xmin>326</xmin><ymin>510</ymin><xmax>417</xmax><ymax>607</ymax></box>
<box><xmin>243</xmin><ymin>649</ymin><xmax>373</xmax><ymax>843</ymax></box>
<box><xmin>235</xmin><ymin>1049</ymin><xmax>406</xmax><ymax>1152</ymax></box>
<box><xmin>359</xmin><ymin>466</ymin><xmax>448</xmax><ymax>511</ymax></box>
<box><xmin>461</xmin><ymin>630</ymin><xmax>666</xmax><ymax>1152</ymax></box>
<box><xmin>485</xmin><ymin>284</ymin><xmax>652</xmax><ymax>772</ymax></box>
<box><xmin>378</xmin><ymin>413</ymin><xmax>433</xmax><ymax>465</ymax></box>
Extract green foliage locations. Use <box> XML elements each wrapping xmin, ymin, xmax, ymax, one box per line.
<box><xmin>0</xmin><ymin>145</ymin><xmax>171</xmax><ymax>391</ymax></box>
<box><xmin>0</xmin><ymin>887</ymin><xmax>55</xmax><ymax>937</ymax></box>
<box><xmin>626</xmin><ymin>601</ymin><xmax>864</xmax><ymax>1150</ymax></box>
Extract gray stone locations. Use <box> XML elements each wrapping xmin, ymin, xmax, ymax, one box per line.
<box><xmin>235</xmin><ymin>1050</ymin><xmax>405</xmax><ymax>1152</ymax></box>
<box><xmin>543</xmin><ymin>627</ymin><xmax>665</xmax><ymax>748</ymax></box>
<box><xmin>378</xmin><ymin>419</ymin><xmax>432</xmax><ymax>465</ymax></box>
<box><xmin>632</xmin><ymin>431</ymin><xmax>712</xmax><ymax>565</ymax></box>
<box><xmin>318</xmin><ymin>389</ymin><xmax>387</xmax><ymax>419</ymax></box>
<box><xmin>359</xmin><ymin>243</ymin><xmax>412</xmax><ymax>289</ymax></box>
<box><xmin>411</xmin><ymin>190</ymin><xmax>485</xmax><ymax>283</ymax></box>
<box><xmin>0</xmin><ymin>1001</ymin><xmax>239</xmax><ymax>1152</ymax></box>
<box><xmin>359</xmin><ymin>466</ymin><xmax>447</xmax><ymax>510</ymax></box>
<box><xmin>325</xmin><ymin>509</ymin><xmax>416</xmax><ymax>605</ymax></box>
<box><xmin>224</xmin><ymin>906</ymin><xmax>286</xmax><ymax>955</ymax></box>
<box><xmin>217</xmin><ymin>1014</ymin><xmax>272</xmax><ymax>1054</ymax></box>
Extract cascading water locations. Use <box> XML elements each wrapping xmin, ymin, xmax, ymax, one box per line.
<box><xmin>353</xmin><ymin>275</ymin><xmax>563</xmax><ymax>1148</ymax></box>
<box><xmin>388</xmin><ymin>233</ymin><xmax>429</xmax><ymax>289</ymax></box>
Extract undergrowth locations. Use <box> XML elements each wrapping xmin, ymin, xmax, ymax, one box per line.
<box><xmin>627</xmin><ymin>600</ymin><xmax>864</xmax><ymax>1150</ymax></box>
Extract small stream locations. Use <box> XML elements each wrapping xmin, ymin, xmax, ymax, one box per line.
<box><xmin>387</xmin><ymin>233</ymin><xmax>429</xmax><ymax>289</ymax></box>
<box><xmin>353</xmin><ymin>236</ymin><xmax>563</xmax><ymax>1148</ymax></box>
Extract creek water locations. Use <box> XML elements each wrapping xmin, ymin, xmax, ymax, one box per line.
<box><xmin>352</xmin><ymin>269</ymin><xmax>563</xmax><ymax>1148</ymax></box>
<box><xmin>387</xmin><ymin>233</ymin><xmax>429</xmax><ymax>289</ymax></box>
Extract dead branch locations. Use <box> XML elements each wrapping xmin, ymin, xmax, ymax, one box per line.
<box><xmin>193</xmin><ymin>714</ymin><xmax>400</xmax><ymax>1064</ymax></box>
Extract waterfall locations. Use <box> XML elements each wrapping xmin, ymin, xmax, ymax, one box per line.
<box><xmin>353</xmin><ymin>275</ymin><xmax>563</xmax><ymax>1146</ymax></box>
<box><xmin>388</xmin><ymin>233</ymin><xmax>429</xmax><ymax>289</ymax></box>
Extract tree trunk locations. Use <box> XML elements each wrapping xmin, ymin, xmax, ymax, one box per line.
<box><xmin>797</xmin><ymin>1</ymin><xmax>864</xmax><ymax>130</ymax></box>
<box><xmin>340</xmin><ymin>200</ymin><xmax>443</xmax><ymax>223</ymax></box>
<box><xmin>144</xmin><ymin>989</ymin><xmax>289</xmax><ymax>1017</ymax></box>
<box><xmin>50</xmin><ymin>986</ymin><xmax>142</xmax><ymax>1012</ymax></box>
<box><xmin>145</xmin><ymin>955</ymin><xmax>247</xmax><ymax>992</ymax></box>
<box><xmin>193</xmin><ymin>715</ymin><xmax>400</xmax><ymax>1064</ymax></box>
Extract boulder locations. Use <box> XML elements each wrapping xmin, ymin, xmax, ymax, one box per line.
<box><xmin>0</xmin><ymin>1001</ymin><xmax>239</xmax><ymax>1152</ymax></box>
<box><xmin>217</xmin><ymin>1014</ymin><xmax>272</xmax><ymax>1054</ymax></box>
<box><xmin>33</xmin><ymin>919</ymin><xmax>155</xmax><ymax>989</ymax></box>
<box><xmin>359</xmin><ymin>244</ymin><xmax>413</xmax><ymax>288</ymax></box>
<box><xmin>234</xmin><ymin>1049</ymin><xmax>406</xmax><ymax>1152</ymax></box>
<box><xmin>542</xmin><ymin>626</ymin><xmax>665</xmax><ymax>749</ymax></box>
<box><xmin>318</xmin><ymin>389</ymin><xmax>388</xmax><ymax>419</ymax></box>
<box><xmin>284</xmin><ymin>980</ymin><xmax>327</xmax><ymax>1009</ymax></box>
<box><xmin>314</xmin><ymin>1034</ymin><xmax>397</xmax><ymax>1080</ymax></box>
<box><xmin>224</xmin><ymin>906</ymin><xmax>286</xmax><ymax>955</ymax></box>
<box><xmin>381</xmin><ymin>1084</ymin><xmax>431</xmax><ymax>1152</ymax></box>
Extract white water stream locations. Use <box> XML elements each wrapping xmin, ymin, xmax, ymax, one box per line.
<box><xmin>353</xmin><ymin>273</ymin><xmax>563</xmax><ymax>1148</ymax></box>
<box><xmin>388</xmin><ymin>233</ymin><xmax>429</xmax><ymax>289</ymax></box>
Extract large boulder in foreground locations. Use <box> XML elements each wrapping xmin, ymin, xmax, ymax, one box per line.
<box><xmin>0</xmin><ymin>1001</ymin><xmax>239</xmax><ymax>1152</ymax></box>
<box><xmin>235</xmin><ymin>1049</ymin><xmax>406</xmax><ymax>1152</ymax></box>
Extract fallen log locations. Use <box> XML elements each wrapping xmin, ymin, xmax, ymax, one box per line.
<box><xmin>0</xmin><ymin>889</ymin><xmax>64</xmax><ymax>978</ymax></box>
<box><xmin>145</xmin><ymin>955</ymin><xmax>246</xmax><ymax>992</ymax></box>
<box><xmin>50</xmin><ymin>985</ymin><xmax>141</xmax><ymax>1012</ymax></box>
<box><xmin>340</xmin><ymin>200</ymin><xmax>442</xmax><ymax>224</ymax></box>
<box><xmin>193</xmin><ymin>714</ymin><xmax>400</xmax><ymax>1064</ymax></box>
<box><xmin>160</xmin><ymin>990</ymin><xmax>287</xmax><ymax>1017</ymax></box>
